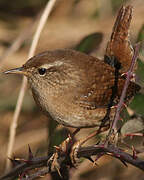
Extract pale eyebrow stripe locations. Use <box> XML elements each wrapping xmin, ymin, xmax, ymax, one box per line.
<box><xmin>39</xmin><ymin>60</ymin><xmax>64</xmax><ymax>69</ymax></box>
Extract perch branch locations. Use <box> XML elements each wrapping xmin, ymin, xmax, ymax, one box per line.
<box><xmin>1</xmin><ymin>144</ymin><xmax>144</xmax><ymax>180</ymax></box>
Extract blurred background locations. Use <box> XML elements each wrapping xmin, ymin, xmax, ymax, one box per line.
<box><xmin>0</xmin><ymin>0</ymin><xmax>144</xmax><ymax>179</ymax></box>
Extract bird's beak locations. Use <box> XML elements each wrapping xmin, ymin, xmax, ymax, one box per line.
<box><xmin>3</xmin><ymin>67</ymin><xmax>28</xmax><ymax>76</ymax></box>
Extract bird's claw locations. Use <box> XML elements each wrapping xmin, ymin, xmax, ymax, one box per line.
<box><xmin>47</xmin><ymin>134</ymin><xmax>75</xmax><ymax>174</ymax></box>
<box><xmin>70</xmin><ymin>140</ymin><xmax>81</xmax><ymax>167</ymax></box>
<box><xmin>47</xmin><ymin>151</ymin><xmax>62</xmax><ymax>177</ymax></box>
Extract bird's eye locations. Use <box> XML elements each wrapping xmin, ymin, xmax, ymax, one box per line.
<box><xmin>38</xmin><ymin>68</ymin><xmax>46</xmax><ymax>75</ymax></box>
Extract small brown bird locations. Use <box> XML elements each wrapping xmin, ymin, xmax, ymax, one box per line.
<box><xmin>4</xmin><ymin>6</ymin><xmax>140</xmax><ymax>129</ymax></box>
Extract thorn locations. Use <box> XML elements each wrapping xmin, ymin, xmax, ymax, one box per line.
<box><xmin>8</xmin><ymin>157</ymin><xmax>21</xmax><ymax>167</ymax></box>
<box><xmin>19</xmin><ymin>158</ymin><xmax>31</xmax><ymax>164</ymax></box>
<box><xmin>94</xmin><ymin>153</ymin><xmax>104</xmax><ymax>165</ymax></box>
<box><xmin>132</xmin><ymin>146</ymin><xmax>137</xmax><ymax>159</ymax></box>
<box><xmin>28</xmin><ymin>144</ymin><xmax>34</xmax><ymax>160</ymax></box>
<box><xmin>112</xmin><ymin>153</ymin><xmax>128</xmax><ymax>167</ymax></box>
<box><xmin>113</xmin><ymin>103</ymin><xmax>127</xmax><ymax>109</ymax></box>
<box><xmin>121</xmin><ymin>72</ymin><xmax>135</xmax><ymax>79</ymax></box>
<box><xmin>96</xmin><ymin>141</ymin><xmax>100</xmax><ymax>145</ymax></box>
<box><xmin>93</xmin><ymin>161</ymin><xmax>99</xmax><ymax>167</ymax></box>
<box><xmin>115</xmin><ymin>153</ymin><xmax>121</xmax><ymax>158</ymax></box>
<box><xmin>119</xmin><ymin>117</ymin><xmax>123</xmax><ymax>121</ymax></box>
<box><xmin>125</xmin><ymin>133</ymin><xmax>143</xmax><ymax>137</ymax></box>
<box><xmin>119</xmin><ymin>159</ymin><xmax>128</xmax><ymax>167</ymax></box>
<box><xmin>112</xmin><ymin>105</ymin><xmax>118</xmax><ymax>109</ymax></box>
<box><xmin>84</xmin><ymin>156</ymin><xmax>94</xmax><ymax>163</ymax></box>
<box><xmin>123</xmin><ymin>103</ymin><xmax>127</xmax><ymax>108</ymax></box>
<box><xmin>13</xmin><ymin>157</ymin><xmax>32</xmax><ymax>164</ymax></box>
<box><xmin>93</xmin><ymin>156</ymin><xmax>100</xmax><ymax>166</ymax></box>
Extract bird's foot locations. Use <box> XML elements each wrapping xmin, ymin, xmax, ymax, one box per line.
<box><xmin>48</xmin><ymin>128</ymin><xmax>80</xmax><ymax>173</ymax></box>
<box><xmin>70</xmin><ymin>140</ymin><xmax>82</xmax><ymax>166</ymax></box>
<box><xmin>48</xmin><ymin>126</ymin><xmax>108</xmax><ymax>170</ymax></box>
<box><xmin>70</xmin><ymin>125</ymin><xmax>109</xmax><ymax>167</ymax></box>
<box><xmin>48</xmin><ymin>150</ymin><xmax>62</xmax><ymax>176</ymax></box>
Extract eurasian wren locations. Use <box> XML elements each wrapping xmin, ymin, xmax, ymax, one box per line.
<box><xmin>4</xmin><ymin>6</ymin><xmax>140</xmax><ymax>128</ymax></box>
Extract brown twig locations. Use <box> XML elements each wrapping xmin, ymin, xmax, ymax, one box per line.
<box><xmin>0</xmin><ymin>14</ymin><xmax>40</xmax><ymax>65</ymax></box>
<box><xmin>5</xmin><ymin>0</ymin><xmax>57</xmax><ymax>172</ymax></box>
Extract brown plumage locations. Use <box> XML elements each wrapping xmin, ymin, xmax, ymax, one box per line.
<box><xmin>105</xmin><ymin>5</ymin><xmax>135</xmax><ymax>72</ymax></box>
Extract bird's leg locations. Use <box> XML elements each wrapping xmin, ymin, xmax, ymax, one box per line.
<box><xmin>48</xmin><ymin>128</ymin><xmax>80</xmax><ymax>173</ymax></box>
<box><xmin>54</xmin><ymin>128</ymin><xmax>80</xmax><ymax>153</ymax></box>
<box><xmin>71</xmin><ymin>128</ymin><xmax>81</xmax><ymax>137</ymax></box>
<box><xmin>70</xmin><ymin>125</ymin><xmax>109</xmax><ymax>166</ymax></box>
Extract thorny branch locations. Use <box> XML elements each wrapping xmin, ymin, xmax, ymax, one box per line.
<box><xmin>108</xmin><ymin>43</ymin><xmax>141</xmax><ymax>137</ymax></box>
<box><xmin>0</xmin><ymin>144</ymin><xmax>144</xmax><ymax>180</ymax></box>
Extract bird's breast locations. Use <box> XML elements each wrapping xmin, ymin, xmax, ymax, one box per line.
<box><xmin>31</xmin><ymin>87</ymin><xmax>114</xmax><ymax>128</ymax></box>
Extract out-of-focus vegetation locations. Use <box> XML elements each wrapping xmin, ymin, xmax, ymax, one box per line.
<box><xmin>0</xmin><ymin>0</ymin><xmax>47</xmax><ymax>20</ymax></box>
<box><xmin>0</xmin><ymin>0</ymin><xmax>144</xmax><ymax>179</ymax></box>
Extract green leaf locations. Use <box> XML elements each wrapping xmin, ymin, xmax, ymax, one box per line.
<box><xmin>136</xmin><ymin>59</ymin><xmax>144</xmax><ymax>81</ymax></box>
<box><xmin>121</xmin><ymin>118</ymin><xmax>144</xmax><ymax>135</ymax></box>
<box><xmin>75</xmin><ymin>32</ymin><xmax>103</xmax><ymax>54</ymax></box>
<box><xmin>137</xmin><ymin>24</ymin><xmax>144</xmax><ymax>63</ymax></box>
<box><xmin>130</xmin><ymin>94</ymin><xmax>144</xmax><ymax>116</ymax></box>
<box><xmin>48</xmin><ymin>127</ymin><xmax>70</xmax><ymax>153</ymax></box>
<box><xmin>137</xmin><ymin>24</ymin><xmax>144</xmax><ymax>42</ymax></box>
<box><xmin>111</xmin><ymin>0</ymin><xmax>130</xmax><ymax>13</ymax></box>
